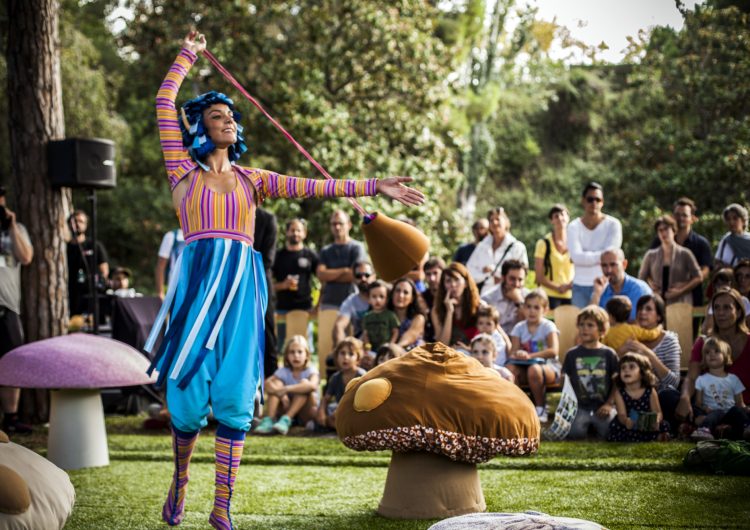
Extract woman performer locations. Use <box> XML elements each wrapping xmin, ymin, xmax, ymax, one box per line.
<box><xmin>146</xmin><ymin>31</ymin><xmax>424</xmax><ymax>529</ymax></box>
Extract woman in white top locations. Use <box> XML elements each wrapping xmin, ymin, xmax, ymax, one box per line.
<box><xmin>567</xmin><ymin>182</ymin><xmax>622</xmax><ymax>307</ymax></box>
<box><xmin>466</xmin><ymin>207</ymin><xmax>528</xmax><ymax>296</ymax></box>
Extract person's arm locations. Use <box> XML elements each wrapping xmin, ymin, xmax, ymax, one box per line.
<box><xmin>666</xmin><ymin>252</ymin><xmax>704</xmax><ymax>300</ymax></box>
<box><xmin>389</xmin><ymin>326</ymin><xmax>399</xmax><ymax>344</ymax></box>
<box><xmin>316</xmin><ymin>263</ymin><xmax>352</xmax><ymax>283</ymax></box>
<box><xmin>614</xmin><ymin>390</ymin><xmax>632</xmax><ymax>429</ymax></box>
<box><xmin>735</xmin><ymin>392</ymin><xmax>745</xmax><ymax>408</ymax></box>
<box><xmin>332</xmin><ymin>314</ymin><xmax>351</xmax><ymax>347</ymax></box>
<box><xmin>510</xmin><ymin>334</ymin><xmax>529</xmax><ymax>359</ymax></box>
<box><xmin>316</xmin><ymin>393</ymin><xmax>332</xmax><ymax>424</ymax></box>
<box><xmin>283</xmin><ymin>373</ymin><xmax>320</xmax><ymax>395</ymax></box>
<box><xmin>677</xmin><ymin>360</ymin><xmax>701</xmax><ymax>421</ymax></box>
<box><xmin>596</xmin><ymin>387</ymin><xmax>618</xmax><ymax>418</ymax></box>
<box><xmin>609</xmin><ymin>217</ymin><xmax>623</xmax><ymax>250</ymax></box>
<box><xmin>158</xmin><ymin>32</ymin><xmax>203</xmax><ymax>189</ymax></box>
<box><xmin>273</xmin><ymin>277</ymin><xmax>292</xmax><ymax>292</ymax></box>
<box><xmin>590</xmin><ymin>276</ymin><xmax>608</xmax><ymax>306</ymax></box>
<box><xmin>566</xmin><ymin>222</ymin><xmax>603</xmax><ymax>266</ymax></box>
<box><xmin>695</xmin><ymin>388</ymin><xmax>704</xmax><ymax>410</ymax></box>
<box><xmin>6</xmin><ymin>214</ymin><xmax>33</xmax><ymax>265</ymax></box>
<box><xmin>638</xmin><ymin>251</ymin><xmax>654</xmax><ymax>286</ymax></box>
<box><xmin>530</xmin><ymin>328</ymin><xmax>559</xmax><ymax>360</ymax></box>
<box><xmin>649</xmin><ymin>387</ymin><xmax>663</xmax><ymax>427</ymax></box>
<box><xmin>397</xmin><ymin>314</ymin><xmax>425</xmax><ymax>348</ymax></box>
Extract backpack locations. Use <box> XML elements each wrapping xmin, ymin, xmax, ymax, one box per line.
<box><xmin>683</xmin><ymin>439</ymin><xmax>750</xmax><ymax>475</ymax></box>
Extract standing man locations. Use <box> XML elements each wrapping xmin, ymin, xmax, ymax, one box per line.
<box><xmin>254</xmin><ymin>207</ymin><xmax>279</xmax><ymax>379</ymax></box>
<box><xmin>154</xmin><ymin>228</ymin><xmax>185</xmax><ymax>299</ymax></box>
<box><xmin>316</xmin><ymin>210</ymin><xmax>366</xmax><ymax>310</ymax></box>
<box><xmin>649</xmin><ymin>197</ymin><xmax>712</xmax><ymax>307</ymax></box>
<box><xmin>567</xmin><ymin>182</ymin><xmax>622</xmax><ymax>308</ymax></box>
<box><xmin>0</xmin><ymin>187</ymin><xmax>33</xmax><ymax>434</ymax></box>
<box><xmin>453</xmin><ymin>218</ymin><xmax>489</xmax><ymax>265</ymax></box>
<box><xmin>591</xmin><ymin>249</ymin><xmax>652</xmax><ymax>322</ymax></box>
<box><xmin>273</xmin><ymin>218</ymin><xmax>319</xmax><ymax>315</ymax></box>
<box><xmin>67</xmin><ymin>209</ymin><xmax>109</xmax><ymax>316</ymax></box>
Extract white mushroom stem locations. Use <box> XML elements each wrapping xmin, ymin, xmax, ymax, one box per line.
<box><xmin>48</xmin><ymin>389</ymin><xmax>109</xmax><ymax>470</ymax></box>
<box><xmin>377</xmin><ymin>451</ymin><xmax>486</xmax><ymax>519</ymax></box>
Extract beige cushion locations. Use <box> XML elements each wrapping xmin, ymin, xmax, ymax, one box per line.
<box><xmin>0</xmin><ymin>440</ymin><xmax>75</xmax><ymax>529</ymax></box>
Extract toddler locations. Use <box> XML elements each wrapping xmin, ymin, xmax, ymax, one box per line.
<box><xmin>316</xmin><ymin>337</ymin><xmax>366</xmax><ymax>430</ymax></box>
<box><xmin>476</xmin><ymin>305</ymin><xmax>511</xmax><ymax>368</ymax></box>
<box><xmin>607</xmin><ymin>352</ymin><xmax>668</xmax><ymax>442</ymax></box>
<box><xmin>470</xmin><ymin>333</ymin><xmax>514</xmax><ymax>382</ymax></box>
<box><xmin>691</xmin><ymin>337</ymin><xmax>748</xmax><ymax>440</ymax></box>
<box><xmin>602</xmin><ymin>296</ymin><xmax>662</xmax><ymax>353</ymax></box>
<box><xmin>255</xmin><ymin>335</ymin><xmax>319</xmax><ymax>435</ymax></box>
<box><xmin>561</xmin><ymin>305</ymin><xmax>618</xmax><ymax>439</ymax></box>
<box><xmin>361</xmin><ymin>280</ymin><xmax>400</xmax><ymax>352</ymax></box>
<box><xmin>375</xmin><ymin>343</ymin><xmax>407</xmax><ymax>366</ymax></box>
<box><xmin>508</xmin><ymin>289</ymin><xmax>561</xmax><ymax>422</ymax></box>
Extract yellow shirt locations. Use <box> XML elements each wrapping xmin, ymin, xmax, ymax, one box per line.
<box><xmin>602</xmin><ymin>323</ymin><xmax>662</xmax><ymax>352</ymax></box>
<box><xmin>534</xmin><ymin>234</ymin><xmax>574</xmax><ymax>300</ymax></box>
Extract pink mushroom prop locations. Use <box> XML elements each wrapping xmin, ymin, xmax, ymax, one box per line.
<box><xmin>0</xmin><ymin>333</ymin><xmax>156</xmax><ymax>470</ymax></box>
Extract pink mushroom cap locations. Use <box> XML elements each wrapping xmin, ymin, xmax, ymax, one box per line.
<box><xmin>0</xmin><ymin>333</ymin><xmax>156</xmax><ymax>389</ymax></box>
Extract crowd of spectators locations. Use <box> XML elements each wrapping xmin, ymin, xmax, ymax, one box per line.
<box><xmin>250</xmin><ymin>183</ymin><xmax>750</xmax><ymax>442</ymax></box>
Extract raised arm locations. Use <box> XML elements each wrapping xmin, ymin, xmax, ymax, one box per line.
<box><xmin>156</xmin><ymin>32</ymin><xmax>205</xmax><ymax>190</ymax></box>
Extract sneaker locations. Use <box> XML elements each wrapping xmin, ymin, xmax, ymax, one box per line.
<box><xmin>535</xmin><ymin>406</ymin><xmax>548</xmax><ymax>423</ymax></box>
<box><xmin>253</xmin><ymin>416</ymin><xmax>274</xmax><ymax>434</ymax></box>
<box><xmin>272</xmin><ymin>415</ymin><xmax>292</xmax><ymax>435</ymax></box>
<box><xmin>690</xmin><ymin>426</ymin><xmax>714</xmax><ymax>441</ymax></box>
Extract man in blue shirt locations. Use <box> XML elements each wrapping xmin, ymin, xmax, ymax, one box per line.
<box><xmin>591</xmin><ymin>248</ymin><xmax>652</xmax><ymax>322</ymax></box>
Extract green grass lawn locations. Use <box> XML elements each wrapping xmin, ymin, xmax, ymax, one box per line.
<box><xmin>17</xmin><ymin>417</ymin><xmax>750</xmax><ymax>529</ymax></box>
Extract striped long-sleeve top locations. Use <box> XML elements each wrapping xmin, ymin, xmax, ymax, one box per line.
<box><xmin>157</xmin><ymin>48</ymin><xmax>378</xmax><ymax>245</ymax></box>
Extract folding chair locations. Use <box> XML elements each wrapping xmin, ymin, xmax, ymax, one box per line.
<box><xmin>665</xmin><ymin>302</ymin><xmax>694</xmax><ymax>370</ymax></box>
<box><xmin>553</xmin><ymin>305</ymin><xmax>580</xmax><ymax>365</ymax></box>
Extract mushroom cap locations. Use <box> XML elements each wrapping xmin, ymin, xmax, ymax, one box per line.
<box><xmin>0</xmin><ymin>435</ymin><xmax>75</xmax><ymax>528</ymax></box>
<box><xmin>362</xmin><ymin>212</ymin><xmax>430</xmax><ymax>282</ymax></box>
<box><xmin>336</xmin><ymin>343</ymin><xmax>540</xmax><ymax>464</ymax></box>
<box><xmin>0</xmin><ymin>333</ymin><xmax>156</xmax><ymax>389</ymax></box>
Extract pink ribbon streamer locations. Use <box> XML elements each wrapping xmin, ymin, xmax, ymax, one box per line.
<box><xmin>202</xmin><ymin>49</ymin><xmax>368</xmax><ymax>216</ymax></box>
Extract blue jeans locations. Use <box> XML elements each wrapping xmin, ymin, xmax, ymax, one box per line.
<box><xmin>571</xmin><ymin>284</ymin><xmax>594</xmax><ymax>308</ymax></box>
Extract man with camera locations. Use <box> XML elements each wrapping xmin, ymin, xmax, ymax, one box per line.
<box><xmin>0</xmin><ymin>186</ymin><xmax>33</xmax><ymax>434</ymax></box>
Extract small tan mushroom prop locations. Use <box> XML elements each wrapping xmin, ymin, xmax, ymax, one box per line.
<box><xmin>336</xmin><ymin>342</ymin><xmax>540</xmax><ymax>519</ymax></box>
<box><xmin>0</xmin><ymin>430</ymin><xmax>75</xmax><ymax>529</ymax></box>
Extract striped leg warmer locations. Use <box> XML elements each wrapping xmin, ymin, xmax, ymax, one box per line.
<box><xmin>162</xmin><ymin>426</ymin><xmax>199</xmax><ymax>526</ymax></box>
<box><xmin>208</xmin><ymin>425</ymin><xmax>246</xmax><ymax>530</ymax></box>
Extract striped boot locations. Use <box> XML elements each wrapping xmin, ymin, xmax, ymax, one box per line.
<box><xmin>208</xmin><ymin>425</ymin><xmax>245</xmax><ymax>530</ymax></box>
<box><xmin>162</xmin><ymin>426</ymin><xmax>199</xmax><ymax>526</ymax></box>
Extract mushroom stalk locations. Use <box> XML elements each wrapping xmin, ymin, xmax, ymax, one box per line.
<box><xmin>378</xmin><ymin>451</ymin><xmax>486</xmax><ymax>519</ymax></box>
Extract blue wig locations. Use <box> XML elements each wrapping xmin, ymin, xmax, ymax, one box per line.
<box><xmin>179</xmin><ymin>91</ymin><xmax>248</xmax><ymax>165</ymax></box>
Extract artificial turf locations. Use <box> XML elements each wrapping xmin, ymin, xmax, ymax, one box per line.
<box><xmin>16</xmin><ymin>417</ymin><xmax>750</xmax><ymax>529</ymax></box>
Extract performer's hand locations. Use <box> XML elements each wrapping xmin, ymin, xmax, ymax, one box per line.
<box><xmin>182</xmin><ymin>29</ymin><xmax>207</xmax><ymax>54</ymax></box>
<box><xmin>376</xmin><ymin>177</ymin><xmax>425</xmax><ymax>207</ymax></box>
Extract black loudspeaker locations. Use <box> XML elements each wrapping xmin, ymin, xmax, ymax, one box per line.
<box><xmin>48</xmin><ymin>138</ymin><xmax>116</xmax><ymax>189</ymax></box>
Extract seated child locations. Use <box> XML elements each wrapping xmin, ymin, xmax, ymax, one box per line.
<box><xmin>470</xmin><ymin>333</ymin><xmax>514</xmax><ymax>382</ymax></box>
<box><xmin>561</xmin><ymin>305</ymin><xmax>618</xmax><ymax>439</ymax></box>
<box><xmin>255</xmin><ymin>335</ymin><xmax>319</xmax><ymax>435</ymax></box>
<box><xmin>602</xmin><ymin>296</ymin><xmax>662</xmax><ymax>353</ymax></box>
<box><xmin>375</xmin><ymin>343</ymin><xmax>407</xmax><ymax>366</ymax></box>
<box><xmin>691</xmin><ymin>337</ymin><xmax>749</xmax><ymax>441</ymax></box>
<box><xmin>316</xmin><ymin>337</ymin><xmax>366</xmax><ymax>430</ymax></box>
<box><xmin>607</xmin><ymin>352</ymin><xmax>669</xmax><ymax>442</ymax></box>
<box><xmin>508</xmin><ymin>289</ymin><xmax>561</xmax><ymax>422</ymax></box>
<box><xmin>476</xmin><ymin>305</ymin><xmax>511</xmax><ymax>368</ymax></box>
<box><xmin>361</xmin><ymin>280</ymin><xmax>400</xmax><ymax>353</ymax></box>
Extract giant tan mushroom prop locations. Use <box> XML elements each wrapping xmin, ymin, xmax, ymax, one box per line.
<box><xmin>0</xmin><ymin>333</ymin><xmax>156</xmax><ymax>470</ymax></box>
<box><xmin>336</xmin><ymin>342</ymin><xmax>540</xmax><ymax>519</ymax></box>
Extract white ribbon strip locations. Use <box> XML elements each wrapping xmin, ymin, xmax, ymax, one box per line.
<box><xmin>144</xmin><ymin>251</ymin><xmax>184</xmax><ymax>353</ymax></box>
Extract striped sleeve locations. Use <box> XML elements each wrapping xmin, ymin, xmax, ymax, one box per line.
<box><xmin>156</xmin><ymin>48</ymin><xmax>197</xmax><ymax>190</ymax></box>
<box><xmin>250</xmin><ymin>169</ymin><xmax>378</xmax><ymax>202</ymax></box>
<box><xmin>655</xmin><ymin>332</ymin><xmax>682</xmax><ymax>390</ymax></box>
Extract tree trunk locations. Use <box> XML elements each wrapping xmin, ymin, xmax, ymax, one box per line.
<box><xmin>7</xmin><ymin>0</ymin><xmax>70</xmax><ymax>341</ymax></box>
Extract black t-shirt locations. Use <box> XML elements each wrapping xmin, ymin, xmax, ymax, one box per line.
<box><xmin>561</xmin><ymin>345</ymin><xmax>619</xmax><ymax>410</ymax></box>
<box><xmin>272</xmin><ymin>247</ymin><xmax>319</xmax><ymax>311</ymax></box>
<box><xmin>67</xmin><ymin>239</ymin><xmax>109</xmax><ymax>314</ymax></box>
<box><xmin>649</xmin><ymin>230</ymin><xmax>712</xmax><ymax>305</ymax></box>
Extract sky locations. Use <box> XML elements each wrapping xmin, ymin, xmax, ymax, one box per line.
<box><xmin>529</xmin><ymin>0</ymin><xmax>702</xmax><ymax>63</ymax></box>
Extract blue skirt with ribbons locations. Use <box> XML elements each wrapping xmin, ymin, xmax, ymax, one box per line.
<box><xmin>145</xmin><ymin>238</ymin><xmax>267</xmax><ymax>432</ymax></box>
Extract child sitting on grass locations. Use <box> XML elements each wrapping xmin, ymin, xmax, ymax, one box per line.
<box><xmin>607</xmin><ymin>352</ymin><xmax>669</xmax><ymax>442</ymax></box>
<box><xmin>255</xmin><ymin>335</ymin><xmax>319</xmax><ymax>435</ymax></box>
<box><xmin>475</xmin><ymin>305</ymin><xmax>511</xmax><ymax>369</ymax></box>
<box><xmin>470</xmin><ymin>333</ymin><xmax>514</xmax><ymax>382</ymax></box>
<box><xmin>361</xmin><ymin>280</ymin><xmax>400</xmax><ymax>353</ymax></box>
<box><xmin>691</xmin><ymin>337</ymin><xmax>748</xmax><ymax>441</ymax></box>
<box><xmin>508</xmin><ymin>289</ymin><xmax>561</xmax><ymax>423</ymax></box>
<box><xmin>561</xmin><ymin>305</ymin><xmax>618</xmax><ymax>439</ymax></box>
<box><xmin>602</xmin><ymin>296</ymin><xmax>662</xmax><ymax>353</ymax></box>
<box><xmin>316</xmin><ymin>337</ymin><xmax>366</xmax><ymax>431</ymax></box>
